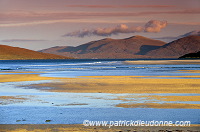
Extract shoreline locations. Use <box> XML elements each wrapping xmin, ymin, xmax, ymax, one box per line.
<box><xmin>0</xmin><ymin>124</ymin><xmax>200</xmax><ymax>132</ymax></box>
<box><xmin>124</xmin><ymin>60</ymin><xmax>200</xmax><ymax>65</ymax></box>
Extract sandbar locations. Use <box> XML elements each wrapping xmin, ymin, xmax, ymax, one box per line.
<box><xmin>0</xmin><ymin>74</ymin><xmax>63</xmax><ymax>82</ymax></box>
<box><xmin>0</xmin><ymin>96</ymin><xmax>28</xmax><ymax>105</ymax></box>
<box><xmin>144</xmin><ymin>95</ymin><xmax>200</xmax><ymax>102</ymax></box>
<box><xmin>29</xmin><ymin>76</ymin><xmax>200</xmax><ymax>93</ymax></box>
<box><xmin>116</xmin><ymin>103</ymin><xmax>200</xmax><ymax>109</ymax></box>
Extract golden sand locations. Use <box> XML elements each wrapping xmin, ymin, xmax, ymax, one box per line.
<box><xmin>1</xmin><ymin>72</ymin><xmax>200</xmax><ymax>109</ymax></box>
<box><xmin>0</xmin><ymin>71</ymin><xmax>41</xmax><ymax>73</ymax></box>
<box><xmin>116</xmin><ymin>103</ymin><xmax>200</xmax><ymax>109</ymax></box>
<box><xmin>145</xmin><ymin>95</ymin><xmax>200</xmax><ymax>102</ymax></box>
<box><xmin>0</xmin><ymin>96</ymin><xmax>27</xmax><ymax>100</ymax></box>
<box><xmin>1</xmin><ymin>69</ymin><xmax>200</xmax><ymax>94</ymax></box>
<box><xmin>104</xmin><ymin>94</ymin><xmax>200</xmax><ymax>103</ymax></box>
<box><xmin>178</xmin><ymin>70</ymin><xmax>200</xmax><ymax>73</ymax></box>
<box><xmin>0</xmin><ymin>124</ymin><xmax>199</xmax><ymax>132</ymax></box>
<box><xmin>31</xmin><ymin>76</ymin><xmax>200</xmax><ymax>93</ymax></box>
<box><xmin>0</xmin><ymin>74</ymin><xmax>63</xmax><ymax>82</ymax></box>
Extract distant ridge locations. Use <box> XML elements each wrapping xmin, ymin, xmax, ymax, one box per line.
<box><xmin>40</xmin><ymin>35</ymin><xmax>200</xmax><ymax>59</ymax></box>
<box><xmin>179</xmin><ymin>30</ymin><xmax>200</xmax><ymax>38</ymax></box>
<box><xmin>0</xmin><ymin>45</ymin><xmax>72</xmax><ymax>60</ymax></box>
<box><xmin>146</xmin><ymin>35</ymin><xmax>200</xmax><ymax>58</ymax></box>
<box><xmin>40</xmin><ymin>35</ymin><xmax>166</xmax><ymax>59</ymax></box>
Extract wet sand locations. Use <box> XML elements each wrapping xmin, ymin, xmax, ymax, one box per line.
<box><xmin>12</xmin><ymin>70</ymin><xmax>199</xmax><ymax>109</ymax></box>
<box><xmin>0</xmin><ymin>74</ymin><xmax>64</xmax><ymax>82</ymax></box>
<box><xmin>110</xmin><ymin>94</ymin><xmax>200</xmax><ymax>102</ymax></box>
<box><xmin>116</xmin><ymin>103</ymin><xmax>200</xmax><ymax>109</ymax></box>
<box><xmin>1</xmin><ymin>71</ymin><xmax>200</xmax><ymax>109</ymax></box>
<box><xmin>0</xmin><ymin>124</ymin><xmax>200</xmax><ymax>132</ymax></box>
<box><xmin>1</xmin><ymin>69</ymin><xmax>200</xmax><ymax>94</ymax></box>
<box><xmin>144</xmin><ymin>95</ymin><xmax>200</xmax><ymax>102</ymax></box>
<box><xmin>0</xmin><ymin>96</ymin><xmax>28</xmax><ymax>105</ymax></box>
<box><xmin>179</xmin><ymin>70</ymin><xmax>200</xmax><ymax>73</ymax></box>
<box><xmin>104</xmin><ymin>94</ymin><xmax>200</xmax><ymax>109</ymax></box>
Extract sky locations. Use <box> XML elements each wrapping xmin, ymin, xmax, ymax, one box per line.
<box><xmin>0</xmin><ymin>0</ymin><xmax>200</xmax><ymax>50</ymax></box>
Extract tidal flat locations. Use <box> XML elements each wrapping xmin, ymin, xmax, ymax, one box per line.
<box><xmin>0</xmin><ymin>59</ymin><xmax>200</xmax><ymax>131</ymax></box>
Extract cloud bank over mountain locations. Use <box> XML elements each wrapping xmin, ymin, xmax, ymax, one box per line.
<box><xmin>63</xmin><ymin>20</ymin><xmax>167</xmax><ymax>37</ymax></box>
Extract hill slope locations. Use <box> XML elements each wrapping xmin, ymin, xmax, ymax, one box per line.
<box><xmin>0</xmin><ymin>45</ymin><xmax>72</xmax><ymax>60</ymax></box>
<box><xmin>40</xmin><ymin>36</ymin><xmax>166</xmax><ymax>59</ymax></box>
<box><xmin>146</xmin><ymin>36</ymin><xmax>200</xmax><ymax>58</ymax></box>
<box><xmin>179</xmin><ymin>30</ymin><xmax>200</xmax><ymax>38</ymax></box>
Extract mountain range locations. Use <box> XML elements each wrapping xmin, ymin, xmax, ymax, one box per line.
<box><xmin>0</xmin><ymin>45</ymin><xmax>71</xmax><ymax>60</ymax></box>
<box><xmin>40</xmin><ymin>35</ymin><xmax>166</xmax><ymax>59</ymax></box>
<box><xmin>1</xmin><ymin>30</ymin><xmax>200</xmax><ymax>60</ymax></box>
<box><xmin>40</xmin><ymin>35</ymin><xmax>200</xmax><ymax>59</ymax></box>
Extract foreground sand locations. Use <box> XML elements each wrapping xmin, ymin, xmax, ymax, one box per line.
<box><xmin>0</xmin><ymin>124</ymin><xmax>200</xmax><ymax>132</ymax></box>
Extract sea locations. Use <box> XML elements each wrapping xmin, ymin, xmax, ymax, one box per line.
<box><xmin>0</xmin><ymin>59</ymin><xmax>200</xmax><ymax>124</ymax></box>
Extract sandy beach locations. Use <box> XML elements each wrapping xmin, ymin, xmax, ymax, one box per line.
<box><xmin>0</xmin><ymin>124</ymin><xmax>200</xmax><ymax>132</ymax></box>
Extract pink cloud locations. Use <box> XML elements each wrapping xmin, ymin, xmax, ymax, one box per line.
<box><xmin>144</xmin><ymin>20</ymin><xmax>167</xmax><ymax>33</ymax></box>
<box><xmin>63</xmin><ymin>20</ymin><xmax>168</xmax><ymax>37</ymax></box>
